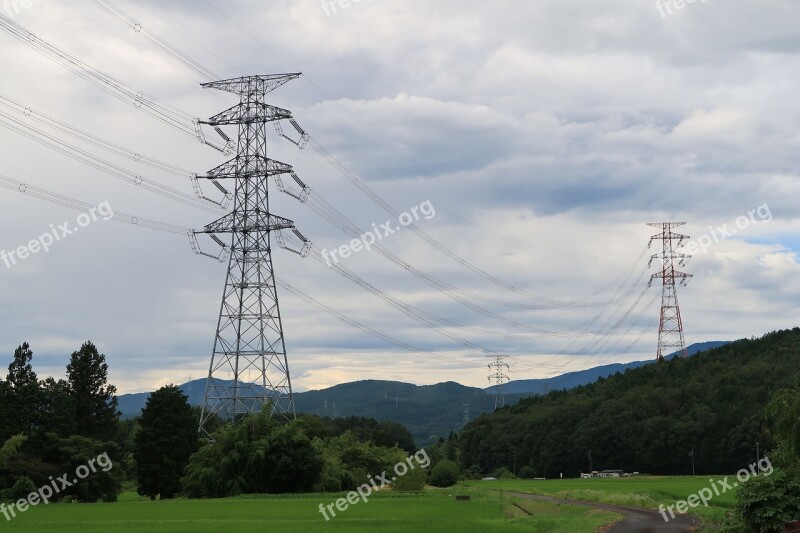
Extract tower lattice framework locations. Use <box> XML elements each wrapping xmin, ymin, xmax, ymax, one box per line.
<box><xmin>647</xmin><ymin>222</ymin><xmax>692</xmax><ymax>362</ymax></box>
<box><xmin>193</xmin><ymin>74</ymin><xmax>310</xmax><ymax>435</ymax></box>
<box><xmin>487</xmin><ymin>354</ymin><xmax>510</xmax><ymax>410</ymax></box>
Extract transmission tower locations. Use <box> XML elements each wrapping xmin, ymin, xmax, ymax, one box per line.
<box><xmin>192</xmin><ymin>74</ymin><xmax>311</xmax><ymax>436</ymax></box>
<box><xmin>487</xmin><ymin>354</ymin><xmax>510</xmax><ymax>410</ymax></box>
<box><xmin>647</xmin><ymin>222</ymin><xmax>692</xmax><ymax>362</ymax></box>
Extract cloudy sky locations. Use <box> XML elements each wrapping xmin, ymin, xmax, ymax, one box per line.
<box><xmin>0</xmin><ymin>0</ymin><xmax>798</xmax><ymax>395</ymax></box>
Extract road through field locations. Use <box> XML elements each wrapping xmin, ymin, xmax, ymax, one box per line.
<box><xmin>507</xmin><ymin>492</ymin><xmax>699</xmax><ymax>532</ymax></box>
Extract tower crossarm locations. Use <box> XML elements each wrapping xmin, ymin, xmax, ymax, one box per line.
<box><xmin>196</xmin><ymin>213</ymin><xmax>297</xmax><ymax>234</ymax></box>
<box><xmin>198</xmin><ymin>156</ymin><xmax>294</xmax><ymax>181</ymax></box>
<box><xmin>647</xmin><ymin>222</ymin><xmax>690</xmax><ymax>248</ymax></box>
<box><xmin>201</xmin><ymin>73</ymin><xmax>301</xmax><ymax>95</ymax></box>
<box><xmin>649</xmin><ymin>270</ymin><xmax>693</xmax><ymax>286</ymax></box>
<box><xmin>648</xmin><ymin>252</ymin><xmax>692</xmax><ymax>267</ymax></box>
<box><xmin>200</xmin><ymin>102</ymin><xmax>294</xmax><ymax>126</ymax></box>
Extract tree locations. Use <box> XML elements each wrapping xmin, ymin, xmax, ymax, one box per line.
<box><xmin>768</xmin><ymin>376</ymin><xmax>800</xmax><ymax>462</ymax></box>
<box><xmin>67</xmin><ymin>342</ymin><xmax>119</xmax><ymax>441</ymax></box>
<box><xmin>735</xmin><ymin>378</ymin><xmax>800</xmax><ymax>531</ymax></box>
<box><xmin>736</xmin><ymin>456</ymin><xmax>800</xmax><ymax>532</ymax></box>
<box><xmin>135</xmin><ymin>385</ymin><xmax>198</xmax><ymax>500</ymax></box>
<box><xmin>429</xmin><ymin>459</ymin><xmax>459</xmax><ymax>487</ymax></box>
<box><xmin>249</xmin><ymin>424</ymin><xmax>323</xmax><ymax>493</ymax></box>
<box><xmin>39</xmin><ymin>434</ymin><xmax>122</xmax><ymax>502</ymax></box>
<box><xmin>0</xmin><ymin>435</ymin><xmax>27</xmax><ymax>468</ymax></box>
<box><xmin>0</xmin><ymin>380</ymin><xmax>10</xmax><ymax>442</ymax></box>
<box><xmin>38</xmin><ymin>378</ymin><xmax>75</xmax><ymax>436</ymax></box>
<box><xmin>5</xmin><ymin>343</ymin><xmax>40</xmax><ymax>436</ymax></box>
<box><xmin>373</xmin><ymin>421</ymin><xmax>416</xmax><ymax>454</ymax></box>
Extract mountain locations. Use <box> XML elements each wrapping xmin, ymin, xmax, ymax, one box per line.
<box><xmin>496</xmin><ymin>341</ymin><xmax>729</xmax><ymax>395</ymax></box>
<box><xmin>116</xmin><ymin>341</ymin><xmax>728</xmax><ymax>446</ymax></box>
<box><xmin>117</xmin><ymin>378</ymin><xmax>499</xmax><ymax>445</ymax></box>
<box><xmin>117</xmin><ymin>378</ymin><xmax>210</xmax><ymax>420</ymax></box>
<box><xmin>459</xmin><ymin>331</ymin><xmax>798</xmax><ymax>477</ymax></box>
<box><xmin>294</xmin><ymin>380</ymin><xmax>498</xmax><ymax>445</ymax></box>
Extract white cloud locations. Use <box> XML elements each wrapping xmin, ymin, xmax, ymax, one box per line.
<box><xmin>0</xmin><ymin>0</ymin><xmax>798</xmax><ymax>394</ymax></box>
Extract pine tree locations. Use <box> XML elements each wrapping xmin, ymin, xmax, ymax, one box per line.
<box><xmin>5</xmin><ymin>342</ymin><xmax>40</xmax><ymax>436</ymax></box>
<box><xmin>39</xmin><ymin>377</ymin><xmax>76</xmax><ymax>436</ymax></box>
<box><xmin>134</xmin><ymin>385</ymin><xmax>198</xmax><ymax>499</ymax></box>
<box><xmin>66</xmin><ymin>341</ymin><xmax>119</xmax><ymax>441</ymax></box>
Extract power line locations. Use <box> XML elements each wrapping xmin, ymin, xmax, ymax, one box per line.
<box><xmin>0</xmin><ymin>173</ymin><xmax>190</xmax><ymax>234</ymax></box>
<box><xmin>0</xmin><ymin>110</ymin><xmax>222</xmax><ymax>213</ymax></box>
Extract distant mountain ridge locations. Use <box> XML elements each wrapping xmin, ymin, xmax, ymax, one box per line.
<box><xmin>496</xmin><ymin>341</ymin><xmax>728</xmax><ymax>395</ymax></box>
<box><xmin>116</xmin><ymin>341</ymin><xmax>728</xmax><ymax>446</ymax></box>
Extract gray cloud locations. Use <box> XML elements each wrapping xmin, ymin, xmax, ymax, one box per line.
<box><xmin>0</xmin><ymin>0</ymin><xmax>797</xmax><ymax>394</ymax></box>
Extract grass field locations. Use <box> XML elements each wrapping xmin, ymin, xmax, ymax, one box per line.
<box><xmin>464</xmin><ymin>476</ymin><xmax>742</xmax><ymax>529</ymax></box>
<box><xmin>3</xmin><ymin>476</ymin><xmax>747</xmax><ymax>532</ymax></box>
<box><xmin>4</xmin><ymin>488</ymin><xmax>621</xmax><ymax>533</ymax></box>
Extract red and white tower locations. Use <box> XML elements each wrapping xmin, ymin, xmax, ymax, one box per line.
<box><xmin>647</xmin><ymin>223</ymin><xmax>692</xmax><ymax>362</ymax></box>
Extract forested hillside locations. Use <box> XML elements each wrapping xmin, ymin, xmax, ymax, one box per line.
<box><xmin>459</xmin><ymin>329</ymin><xmax>800</xmax><ymax>477</ymax></box>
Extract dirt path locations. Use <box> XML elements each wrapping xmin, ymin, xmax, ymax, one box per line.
<box><xmin>506</xmin><ymin>492</ymin><xmax>699</xmax><ymax>532</ymax></box>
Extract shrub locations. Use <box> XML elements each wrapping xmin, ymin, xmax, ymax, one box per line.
<box><xmin>392</xmin><ymin>464</ymin><xmax>427</xmax><ymax>491</ymax></box>
<box><xmin>429</xmin><ymin>460</ymin><xmax>459</xmax><ymax>487</ymax></box>
<box><xmin>8</xmin><ymin>477</ymin><xmax>36</xmax><ymax>502</ymax></box>
<box><xmin>736</xmin><ymin>466</ymin><xmax>800</xmax><ymax>532</ymax></box>
<box><xmin>518</xmin><ymin>466</ymin><xmax>537</xmax><ymax>479</ymax></box>
<box><xmin>463</xmin><ymin>464</ymin><xmax>482</xmax><ymax>480</ymax></box>
<box><xmin>490</xmin><ymin>467</ymin><xmax>516</xmax><ymax>479</ymax></box>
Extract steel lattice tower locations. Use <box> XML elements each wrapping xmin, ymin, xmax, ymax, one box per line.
<box><xmin>487</xmin><ymin>354</ymin><xmax>510</xmax><ymax>410</ymax></box>
<box><xmin>192</xmin><ymin>74</ymin><xmax>309</xmax><ymax>435</ymax></box>
<box><xmin>647</xmin><ymin>222</ymin><xmax>693</xmax><ymax>362</ymax></box>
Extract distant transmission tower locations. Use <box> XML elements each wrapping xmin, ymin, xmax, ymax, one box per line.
<box><xmin>647</xmin><ymin>222</ymin><xmax>692</xmax><ymax>362</ymax></box>
<box><xmin>192</xmin><ymin>74</ymin><xmax>311</xmax><ymax>436</ymax></box>
<box><xmin>487</xmin><ymin>354</ymin><xmax>510</xmax><ymax>410</ymax></box>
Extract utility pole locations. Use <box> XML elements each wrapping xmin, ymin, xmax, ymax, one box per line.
<box><xmin>689</xmin><ymin>448</ymin><xmax>695</xmax><ymax>476</ymax></box>
<box><xmin>588</xmin><ymin>450</ymin><xmax>593</xmax><ymax>476</ymax></box>
<box><xmin>648</xmin><ymin>223</ymin><xmax>692</xmax><ymax>361</ymax></box>
<box><xmin>487</xmin><ymin>354</ymin><xmax>510</xmax><ymax>410</ymax></box>
<box><xmin>193</xmin><ymin>74</ymin><xmax>311</xmax><ymax>436</ymax></box>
